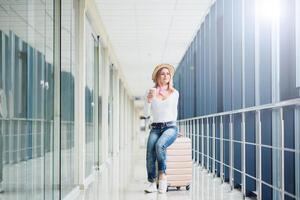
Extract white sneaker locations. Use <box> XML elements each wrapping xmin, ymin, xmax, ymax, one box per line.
<box><xmin>144</xmin><ymin>182</ymin><xmax>157</xmax><ymax>193</ymax></box>
<box><xmin>158</xmin><ymin>179</ymin><xmax>167</xmax><ymax>193</ymax></box>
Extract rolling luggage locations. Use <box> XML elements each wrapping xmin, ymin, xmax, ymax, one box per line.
<box><xmin>166</xmin><ymin>136</ymin><xmax>192</xmax><ymax>191</ymax></box>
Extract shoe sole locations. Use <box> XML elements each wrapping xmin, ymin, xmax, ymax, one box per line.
<box><xmin>144</xmin><ymin>189</ymin><xmax>157</xmax><ymax>193</ymax></box>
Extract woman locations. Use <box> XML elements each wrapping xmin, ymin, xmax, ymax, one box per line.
<box><xmin>144</xmin><ymin>64</ymin><xmax>179</xmax><ymax>193</ymax></box>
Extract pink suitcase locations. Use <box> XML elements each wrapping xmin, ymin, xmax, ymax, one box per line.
<box><xmin>166</xmin><ymin>136</ymin><xmax>192</xmax><ymax>191</ymax></box>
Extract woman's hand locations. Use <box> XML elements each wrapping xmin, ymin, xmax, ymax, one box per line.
<box><xmin>147</xmin><ymin>88</ymin><xmax>156</xmax><ymax>103</ymax></box>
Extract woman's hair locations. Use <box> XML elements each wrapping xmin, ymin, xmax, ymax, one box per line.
<box><xmin>154</xmin><ymin>67</ymin><xmax>175</xmax><ymax>92</ymax></box>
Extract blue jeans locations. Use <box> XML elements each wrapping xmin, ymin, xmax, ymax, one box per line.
<box><xmin>146</xmin><ymin>122</ymin><xmax>178</xmax><ymax>183</ymax></box>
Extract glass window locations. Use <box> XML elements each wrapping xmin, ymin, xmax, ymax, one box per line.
<box><xmin>0</xmin><ymin>0</ymin><xmax>57</xmax><ymax>199</ymax></box>
<box><xmin>85</xmin><ymin>17</ymin><xmax>98</xmax><ymax>177</ymax></box>
<box><xmin>61</xmin><ymin>0</ymin><xmax>76</xmax><ymax>197</ymax></box>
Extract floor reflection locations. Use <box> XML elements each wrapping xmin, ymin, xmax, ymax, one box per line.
<box><xmin>75</xmin><ymin>138</ymin><xmax>254</xmax><ymax>200</ymax></box>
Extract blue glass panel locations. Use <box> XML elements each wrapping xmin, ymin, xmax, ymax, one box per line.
<box><xmin>262</xmin><ymin>183</ymin><xmax>273</xmax><ymax>200</ymax></box>
<box><xmin>245</xmin><ymin>112</ymin><xmax>255</xmax><ymax>143</ymax></box>
<box><xmin>280</xmin><ymin>0</ymin><xmax>298</xmax><ymax>101</ymax></box>
<box><xmin>245</xmin><ymin>144</ymin><xmax>256</xmax><ymax>177</ymax></box>
<box><xmin>261</xmin><ymin>110</ymin><xmax>272</xmax><ymax>145</ymax></box>
<box><xmin>200</xmin><ymin>25</ymin><xmax>205</xmax><ymax>116</ymax></box>
<box><xmin>259</xmin><ymin>21</ymin><xmax>272</xmax><ymax>105</ymax></box>
<box><xmin>217</xmin><ymin>0</ymin><xmax>224</xmax><ymax>113</ymax></box>
<box><xmin>223</xmin><ymin>0</ymin><xmax>232</xmax><ymax>111</ymax></box>
<box><xmin>232</xmin><ymin>0</ymin><xmax>242</xmax><ymax>110</ymax></box>
<box><xmin>244</xmin><ymin>0</ymin><xmax>255</xmax><ymax>107</ymax></box>
<box><xmin>210</xmin><ymin>4</ymin><xmax>217</xmax><ymax>114</ymax></box>
<box><xmin>261</xmin><ymin>147</ymin><xmax>272</xmax><ymax>184</ymax></box>
<box><xmin>285</xmin><ymin>151</ymin><xmax>295</xmax><ymax>195</ymax></box>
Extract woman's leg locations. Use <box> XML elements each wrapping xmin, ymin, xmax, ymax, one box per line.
<box><xmin>146</xmin><ymin>129</ymin><xmax>160</xmax><ymax>183</ymax></box>
<box><xmin>155</xmin><ymin>126</ymin><xmax>178</xmax><ymax>178</ymax></box>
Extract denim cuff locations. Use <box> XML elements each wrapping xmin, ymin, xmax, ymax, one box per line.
<box><xmin>148</xmin><ymin>178</ymin><xmax>156</xmax><ymax>183</ymax></box>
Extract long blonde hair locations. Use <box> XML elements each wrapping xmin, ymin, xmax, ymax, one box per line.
<box><xmin>154</xmin><ymin>67</ymin><xmax>175</xmax><ymax>92</ymax></box>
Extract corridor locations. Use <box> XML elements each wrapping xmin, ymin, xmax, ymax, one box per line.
<box><xmin>0</xmin><ymin>0</ymin><xmax>300</xmax><ymax>199</ymax></box>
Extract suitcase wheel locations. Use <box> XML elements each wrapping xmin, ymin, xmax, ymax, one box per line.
<box><xmin>176</xmin><ymin>186</ymin><xmax>180</xmax><ymax>190</ymax></box>
<box><xmin>186</xmin><ymin>185</ymin><xmax>190</xmax><ymax>191</ymax></box>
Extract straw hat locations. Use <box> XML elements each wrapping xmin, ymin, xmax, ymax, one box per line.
<box><xmin>151</xmin><ymin>64</ymin><xmax>175</xmax><ymax>82</ymax></box>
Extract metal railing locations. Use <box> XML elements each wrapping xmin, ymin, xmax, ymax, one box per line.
<box><xmin>177</xmin><ymin>98</ymin><xmax>300</xmax><ymax>200</ymax></box>
<box><xmin>0</xmin><ymin>118</ymin><xmax>75</xmax><ymax>163</ymax></box>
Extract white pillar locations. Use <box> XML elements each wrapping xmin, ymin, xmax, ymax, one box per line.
<box><xmin>74</xmin><ymin>0</ymin><xmax>86</xmax><ymax>189</ymax></box>
<box><xmin>101</xmin><ymin>49</ymin><xmax>109</xmax><ymax>162</ymax></box>
<box><xmin>113</xmin><ymin>69</ymin><xmax>120</xmax><ymax>156</ymax></box>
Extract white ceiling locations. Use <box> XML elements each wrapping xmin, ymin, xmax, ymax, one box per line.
<box><xmin>95</xmin><ymin>0</ymin><xmax>212</xmax><ymax>97</ymax></box>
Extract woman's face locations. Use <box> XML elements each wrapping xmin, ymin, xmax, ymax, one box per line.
<box><xmin>157</xmin><ymin>67</ymin><xmax>171</xmax><ymax>86</ymax></box>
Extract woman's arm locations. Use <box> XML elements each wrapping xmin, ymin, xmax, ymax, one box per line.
<box><xmin>144</xmin><ymin>91</ymin><xmax>151</xmax><ymax>118</ymax></box>
<box><xmin>173</xmin><ymin>90</ymin><xmax>179</xmax><ymax>120</ymax></box>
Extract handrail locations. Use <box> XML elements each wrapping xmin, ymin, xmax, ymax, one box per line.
<box><xmin>177</xmin><ymin>98</ymin><xmax>300</xmax><ymax>122</ymax></box>
<box><xmin>0</xmin><ymin>118</ymin><xmax>75</xmax><ymax>124</ymax></box>
<box><xmin>177</xmin><ymin>97</ymin><xmax>300</xmax><ymax>199</ymax></box>
<box><xmin>0</xmin><ymin>118</ymin><xmax>53</xmax><ymax>122</ymax></box>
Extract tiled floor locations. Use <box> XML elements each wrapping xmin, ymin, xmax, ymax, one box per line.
<box><xmin>0</xmin><ymin>134</ymin><xmax>255</xmax><ymax>200</ymax></box>
<box><xmin>75</xmin><ymin>137</ymin><xmax>254</xmax><ymax>200</ymax></box>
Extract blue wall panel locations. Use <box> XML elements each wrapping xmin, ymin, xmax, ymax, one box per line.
<box><xmin>172</xmin><ymin>0</ymin><xmax>299</xmax><ymax>198</ymax></box>
<box><xmin>232</xmin><ymin>0</ymin><xmax>242</xmax><ymax>110</ymax></box>
<box><xmin>223</xmin><ymin>0</ymin><xmax>232</xmax><ymax>112</ymax></box>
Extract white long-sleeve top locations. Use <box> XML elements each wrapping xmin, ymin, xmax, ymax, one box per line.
<box><xmin>144</xmin><ymin>90</ymin><xmax>179</xmax><ymax>123</ymax></box>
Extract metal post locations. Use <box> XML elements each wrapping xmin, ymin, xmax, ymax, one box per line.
<box><xmin>212</xmin><ymin>117</ymin><xmax>216</xmax><ymax>177</ymax></box>
<box><xmin>188</xmin><ymin>121</ymin><xmax>190</xmax><ymax>139</ymax></box>
<box><xmin>197</xmin><ymin>119</ymin><xmax>201</xmax><ymax>165</ymax></box>
<box><xmin>184</xmin><ymin>121</ymin><xmax>187</xmax><ymax>137</ymax></box>
<box><xmin>207</xmin><ymin>118</ymin><xmax>210</xmax><ymax>173</ymax></box>
<box><xmin>191</xmin><ymin>120</ymin><xmax>194</xmax><ymax>161</ymax></box>
<box><xmin>193</xmin><ymin>119</ymin><xmax>196</xmax><ymax>162</ymax></box>
<box><xmin>229</xmin><ymin>115</ymin><xmax>234</xmax><ymax>190</ymax></box>
<box><xmin>220</xmin><ymin>116</ymin><xmax>224</xmax><ymax>182</ymax></box>
<box><xmin>256</xmin><ymin>111</ymin><xmax>262</xmax><ymax>200</ymax></box>
<box><xmin>190</xmin><ymin>120</ymin><xmax>192</xmax><ymax>139</ymax></box>
<box><xmin>279</xmin><ymin>108</ymin><xmax>285</xmax><ymax>200</ymax></box>
<box><xmin>242</xmin><ymin>113</ymin><xmax>246</xmax><ymax>197</ymax></box>
<box><xmin>201</xmin><ymin>118</ymin><xmax>204</xmax><ymax>168</ymax></box>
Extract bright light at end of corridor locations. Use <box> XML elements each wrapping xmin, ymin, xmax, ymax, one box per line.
<box><xmin>255</xmin><ymin>0</ymin><xmax>281</xmax><ymax>21</ymax></box>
